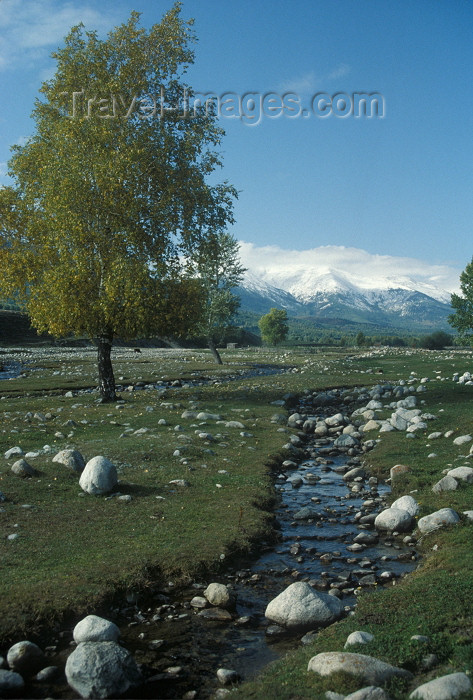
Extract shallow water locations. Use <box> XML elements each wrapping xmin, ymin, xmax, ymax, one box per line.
<box><xmin>0</xmin><ymin>360</ymin><xmax>22</xmax><ymax>380</ymax></box>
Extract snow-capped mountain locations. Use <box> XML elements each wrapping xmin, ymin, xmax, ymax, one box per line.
<box><xmin>236</xmin><ymin>244</ymin><xmax>458</xmax><ymax>330</ymax></box>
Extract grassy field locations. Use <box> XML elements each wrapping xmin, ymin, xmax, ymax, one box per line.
<box><xmin>1</xmin><ymin>344</ymin><xmax>473</xmax><ymax>698</ymax></box>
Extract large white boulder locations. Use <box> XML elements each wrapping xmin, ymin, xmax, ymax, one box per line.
<box><xmin>374</xmin><ymin>507</ymin><xmax>414</xmax><ymax>532</ymax></box>
<box><xmin>65</xmin><ymin>641</ymin><xmax>141</xmax><ymax>699</ymax></box>
<box><xmin>307</xmin><ymin>652</ymin><xmax>413</xmax><ymax>685</ymax></box>
<box><xmin>409</xmin><ymin>672</ymin><xmax>471</xmax><ymax>699</ymax></box>
<box><xmin>417</xmin><ymin>508</ymin><xmax>460</xmax><ymax>534</ymax></box>
<box><xmin>73</xmin><ymin>616</ymin><xmax>120</xmax><ymax>644</ymax></box>
<box><xmin>265</xmin><ymin>582</ymin><xmax>342</xmax><ymax>630</ymax></box>
<box><xmin>79</xmin><ymin>456</ymin><xmax>118</xmax><ymax>495</ymax></box>
<box><xmin>391</xmin><ymin>495</ymin><xmax>419</xmax><ymax>516</ymax></box>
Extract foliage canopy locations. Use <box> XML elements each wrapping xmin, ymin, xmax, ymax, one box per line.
<box><xmin>258</xmin><ymin>308</ymin><xmax>289</xmax><ymax>346</ymax></box>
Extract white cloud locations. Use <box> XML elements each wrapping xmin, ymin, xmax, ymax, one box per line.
<box><xmin>278</xmin><ymin>64</ymin><xmax>352</xmax><ymax>96</ymax></box>
<box><xmin>0</xmin><ymin>161</ymin><xmax>8</xmax><ymax>176</ymax></box>
<box><xmin>278</xmin><ymin>71</ymin><xmax>319</xmax><ymax>95</ymax></box>
<box><xmin>238</xmin><ymin>241</ymin><xmax>461</xmax><ymax>297</ymax></box>
<box><xmin>326</xmin><ymin>63</ymin><xmax>351</xmax><ymax>81</ymax></box>
<box><xmin>0</xmin><ymin>0</ymin><xmax>121</xmax><ymax>71</ymax></box>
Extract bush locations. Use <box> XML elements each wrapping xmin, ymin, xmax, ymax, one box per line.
<box><xmin>418</xmin><ymin>331</ymin><xmax>453</xmax><ymax>349</ymax></box>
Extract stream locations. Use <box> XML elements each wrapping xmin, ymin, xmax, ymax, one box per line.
<box><xmin>0</xmin><ymin>360</ymin><xmax>22</xmax><ymax>380</ymax></box>
<box><xmin>24</xmin><ymin>386</ymin><xmax>419</xmax><ymax>700</ymax></box>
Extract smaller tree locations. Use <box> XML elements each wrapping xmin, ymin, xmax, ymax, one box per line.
<box><xmin>258</xmin><ymin>308</ymin><xmax>288</xmax><ymax>346</ymax></box>
<box><xmin>355</xmin><ymin>331</ymin><xmax>366</xmax><ymax>347</ymax></box>
<box><xmin>449</xmin><ymin>258</ymin><xmax>473</xmax><ymax>345</ymax></box>
<box><xmin>189</xmin><ymin>232</ymin><xmax>245</xmax><ymax>364</ymax></box>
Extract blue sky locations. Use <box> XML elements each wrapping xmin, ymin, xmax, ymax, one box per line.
<box><xmin>0</xmin><ymin>0</ymin><xmax>471</xmax><ymax>278</ymax></box>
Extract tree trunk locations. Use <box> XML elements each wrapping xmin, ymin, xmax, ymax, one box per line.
<box><xmin>96</xmin><ymin>333</ymin><xmax>117</xmax><ymax>402</ymax></box>
<box><xmin>208</xmin><ymin>338</ymin><xmax>223</xmax><ymax>365</ymax></box>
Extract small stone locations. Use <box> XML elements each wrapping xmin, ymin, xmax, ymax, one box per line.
<box><xmin>390</xmin><ymin>464</ymin><xmax>410</xmax><ymax>480</ymax></box>
<box><xmin>7</xmin><ymin>641</ymin><xmax>45</xmax><ymax>675</ymax></box>
<box><xmin>190</xmin><ymin>596</ymin><xmax>208</xmax><ymax>609</ymax></box>
<box><xmin>11</xmin><ymin>459</ymin><xmax>38</xmax><ymax>477</ymax></box>
<box><xmin>204</xmin><ymin>583</ymin><xmax>234</xmax><ymax>608</ymax></box>
<box><xmin>345</xmin><ymin>688</ymin><xmax>391</xmax><ymax>700</ymax></box>
<box><xmin>420</xmin><ymin>653</ymin><xmax>439</xmax><ymax>671</ymax></box>
<box><xmin>34</xmin><ymin>666</ymin><xmax>60</xmax><ymax>682</ymax></box>
<box><xmin>198</xmin><ymin>608</ymin><xmax>232</xmax><ymax>621</ymax></box>
<box><xmin>0</xmin><ymin>669</ymin><xmax>25</xmax><ymax>694</ymax></box>
<box><xmin>52</xmin><ymin>449</ymin><xmax>86</xmax><ymax>473</ymax></box>
<box><xmin>452</xmin><ymin>434</ymin><xmax>472</xmax><ymax>446</ymax></box>
<box><xmin>300</xmin><ymin>631</ymin><xmax>318</xmax><ymax>645</ymax></box>
<box><xmin>4</xmin><ymin>446</ymin><xmax>23</xmax><ymax>459</ymax></box>
<box><xmin>432</xmin><ymin>476</ymin><xmax>458</xmax><ymax>493</ymax></box>
<box><xmin>216</xmin><ymin>668</ymin><xmax>240</xmax><ymax>685</ymax></box>
<box><xmin>148</xmin><ymin>640</ymin><xmax>165</xmax><ymax>650</ymax></box>
<box><xmin>344</xmin><ymin>631</ymin><xmax>374</xmax><ymax>648</ymax></box>
<box><xmin>265</xmin><ymin>624</ymin><xmax>287</xmax><ymax>638</ymax></box>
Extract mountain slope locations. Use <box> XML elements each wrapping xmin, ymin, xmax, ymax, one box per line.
<box><xmin>236</xmin><ymin>268</ymin><xmax>454</xmax><ymax>331</ymax></box>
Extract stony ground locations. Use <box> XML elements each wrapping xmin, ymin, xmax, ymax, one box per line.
<box><xmin>1</xmin><ymin>345</ymin><xmax>473</xmax><ymax>699</ymax></box>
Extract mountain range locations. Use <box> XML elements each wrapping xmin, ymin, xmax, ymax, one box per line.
<box><xmin>235</xmin><ymin>249</ymin><xmax>456</xmax><ymax>331</ymax></box>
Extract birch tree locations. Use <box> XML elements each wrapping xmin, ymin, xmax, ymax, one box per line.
<box><xmin>449</xmin><ymin>258</ymin><xmax>473</xmax><ymax>345</ymax></box>
<box><xmin>189</xmin><ymin>232</ymin><xmax>245</xmax><ymax>364</ymax></box>
<box><xmin>0</xmin><ymin>3</ymin><xmax>235</xmax><ymax>400</ymax></box>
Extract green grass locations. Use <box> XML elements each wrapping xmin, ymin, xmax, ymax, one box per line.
<box><xmin>1</xmin><ymin>345</ymin><xmax>473</xmax><ymax>699</ymax></box>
